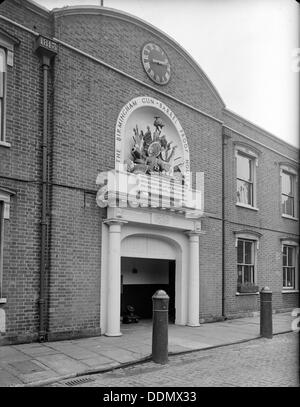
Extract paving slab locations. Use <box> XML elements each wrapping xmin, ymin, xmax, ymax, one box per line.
<box><xmin>35</xmin><ymin>354</ymin><xmax>89</xmax><ymax>375</ymax></box>
<box><xmin>82</xmin><ymin>357</ymin><xmax>119</xmax><ymax>369</ymax></box>
<box><xmin>0</xmin><ymin>312</ymin><xmax>294</xmax><ymax>387</ymax></box>
<box><xmin>102</xmin><ymin>349</ymin><xmax>144</xmax><ymax>364</ymax></box>
<box><xmin>169</xmin><ymin>338</ymin><xmax>210</xmax><ymax>350</ymax></box>
<box><xmin>44</xmin><ymin>343</ymin><xmax>101</xmax><ymax>360</ymax></box>
<box><xmin>0</xmin><ymin>368</ymin><xmax>23</xmax><ymax>386</ymax></box>
<box><xmin>12</xmin><ymin>345</ymin><xmax>58</xmax><ymax>357</ymax></box>
<box><xmin>0</xmin><ymin>347</ymin><xmax>30</xmax><ymax>363</ymax></box>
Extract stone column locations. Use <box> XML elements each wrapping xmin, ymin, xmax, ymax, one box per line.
<box><xmin>186</xmin><ymin>231</ymin><xmax>204</xmax><ymax>327</ymax></box>
<box><xmin>103</xmin><ymin>218</ymin><xmax>127</xmax><ymax>336</ymax></box>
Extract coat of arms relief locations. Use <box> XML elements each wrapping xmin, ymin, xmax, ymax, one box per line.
<box><xmin>124</xmin><ymin>116</ymin><xmax>185</xmax><ymax>181</ymax></box>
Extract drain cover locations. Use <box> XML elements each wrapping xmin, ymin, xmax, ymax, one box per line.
<box><xmin>64</xmin><ymin>377</ymin><xmax>95</xmax><ymax>386</ymax></box>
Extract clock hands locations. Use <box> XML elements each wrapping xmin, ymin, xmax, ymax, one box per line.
<box><xmin>151</xmin><ymin>58</ymin><xmax>169</xmax><ymax>66</ymax></box>
<box><xmin>142</xmin><ymin>43</ymin><xmax>171</xmax><ymax>84</ymax></box>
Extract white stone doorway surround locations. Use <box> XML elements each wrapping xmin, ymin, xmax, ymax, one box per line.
<box><xmin>100</xmin><ymin>206</ymin><xmax>205</xmax><ymax>336</ymax></box>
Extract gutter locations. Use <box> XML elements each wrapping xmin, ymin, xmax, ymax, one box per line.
<box><xmin>34</xmin><ymin>36</ymin><xmax>57</xmax><ymax>342</ymax></box>
<box><xmin>221</xmin><ymin>129</ymin><xmax>230</xmax><ymax>319</ymax></box>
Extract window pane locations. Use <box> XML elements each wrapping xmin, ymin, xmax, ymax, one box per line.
<box><xmin>237</xmin><ymin>180</ymin><xmax>252</xmax><ymax>205</ymax></box>
<box><xmin>282</xmin><ymin>249</ymin><xmax>287</xmax><ymax>266</ymax></box>
<box><xmin>0</xmin><ymin>99</ymin><xmax>2</xmax><ymax>137</ymax></box>
<box><xmin>237</xmin><ymin>240</ymin><xmax>244</xmax><ymax>263</ymax></box>
<box><xmin>287</xmin><ymin>247</ymin><xmax>294</xmax><ymax>266</ymax></box>
<box><xmin>0</xmin><ymin>49</ymin><xmax>5</xmax><ymax>98</ymax></box>
<box><xmin>244</xmin><ymin>241</ymin><xmax>252</xmax><ymax>264</ymax></box>
<box><xmin>283</xmin><ymin>268</ymin><xmax>287</xmax><ymax>287</ymax></box>
<box><xmin>281</xmin><ymin>172</ymin><xmax>293</xmax><ymax>195</ymax></box>
<box><xmin>237</xmin><ymin>265</ymin><xmax>243</xmax><ymax>284</ymax></box>
<box><xmin>0</xmin><ymin>72</ymin><xmax>3</xmax><ymax>98</ymax></box>
<box><xmin>286</xmin><ymin>268</ymin><xmax>295</xmax><ymax>288</ymax></box>
<box><xmin>244</xmin><ymin>266</ymin><xmax>252</xmax><ymax>283</ymax></box>
<box><xmin>282</xmin><ymin>195</ymin><xmax>294</xmax><ymax>216</ymax></box>
<box><xmin>237</xmin><ymin>154</ymin><xmax>252</xmax><ymax>181</ymax></box>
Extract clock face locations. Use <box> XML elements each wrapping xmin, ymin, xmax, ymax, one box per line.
<box><xmin>141</xmin><ymin>43</ymin><xmax>171</xmax><ymax>85</ymax></box>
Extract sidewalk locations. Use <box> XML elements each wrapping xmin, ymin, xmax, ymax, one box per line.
<box><xmin>0</xmin><ymin>312</ymin><xmax>294</xmax><ymax>387</ymax></box>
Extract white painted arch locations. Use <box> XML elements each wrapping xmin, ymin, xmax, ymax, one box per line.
<box><xmin>100</xmin><ymin>222</ymin><xmax>190</xmax><ymax>334</ymax></box>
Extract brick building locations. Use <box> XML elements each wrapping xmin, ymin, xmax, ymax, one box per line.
<box><xmin>0</xmin><ymin>0</ymin><xmax>298</xmax><ymax>344</ymax></box>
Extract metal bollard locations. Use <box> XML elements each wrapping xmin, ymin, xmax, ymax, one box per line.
<box><xmin>260</xmin><ymin>286</ymin><xmax>273</xmax><ymax>339</ymax></box>
<box><xmin>152</xmin><ymin>290</ymin><xmax>169</xmax><ymax>364</ymax></box>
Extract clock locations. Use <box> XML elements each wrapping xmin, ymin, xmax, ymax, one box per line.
<box><xmin>141</xmin><ymin>43</ymin><xmax>171</xmax><ymax>85</ymax></box>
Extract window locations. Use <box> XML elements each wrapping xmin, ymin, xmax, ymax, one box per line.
<box><xmin>235</xmin><ymin>230</ymin><xmax>261</xmax><ymax>293</ymax></box>
<box><xmin>0</xmin><ymin>188</ymin><xmax>14</xmax><ymax>300</ymax></box>
<box><xmin>236</xmin><ymin>152</ymin><xmax>254</xmax><ymax>206</ymax></box>
<box><xmin>0</xmin><ymin>47</ymin><xmax>6</xmax><ymax>142</ymax></box>
<box><xmin>237</xmin><ymin>239</ymin><xmax>255</xmax><ymax>285</ymax></box>
<box><xmin>282</xmin><ymin>244</ymin><xmax>297</xmax><ymax>290</ymax></box>
<box><xmin>0</xmin><ymin>201</ymin><xmax>3</xmax><ymax>298</ymax></box>
<box><xmin>281</xmin><ymin>170</ymin><xmax>296</xmax><ymax>217</ymax></box>
<box><xmin>0</xmin><ymin>28</ymin><xmax>19</xmax><ymax>146</ymax></box>
<box><xmin>235</xmin><ymin>144</ymin><xmax>259</xmax><ymax>209</ymax></box>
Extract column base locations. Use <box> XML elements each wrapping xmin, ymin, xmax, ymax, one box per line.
<box><xmin>104</xmin><ymin>332</ymin><xmax>123</xmax><ymax>337</ymax></box>
<box><xmin>187</xmin><ymin>323</ymin><xmax>201</xmax><ymax>327</ymax></box>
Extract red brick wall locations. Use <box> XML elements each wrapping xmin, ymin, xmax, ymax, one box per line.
<box><xmin>0</xmin><ymin>2</ymin><xmax>298</xmax><ymax>343</ymax></box>
<box><xmin>48</xmin><ymin>12</ymin><xmax>224</xmax><ymax>335</ymax></box>
<box><xmin>0</xmin><ymin>1</ymin><xmax>52</xmax><ymax>344</ymax></box>
<box><xmin>223</xmin><ymin>123</ymin><xmax>299</xmax><ymax>317</ymax></box>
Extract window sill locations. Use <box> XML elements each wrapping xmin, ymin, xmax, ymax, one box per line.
<box><xmin>0</xmin><ymin>298</ymin><xmax>7</xmax><ymax>304</ymax></box>
<box><xmin>282</xmin><ymin>214</ymin><xmax>298</xmax><ymax>221</ymax></box>
<box><xmin>236</xmin><ymin>203</ymin><xmax>259</xmax><ymax>211</ymax></box>
<box><xmin>0</xmin><ymin>141</ymin><xmax>11</xmax><ymax>148</ymax></box>
<box><xmin>282</xmin><ymin>290</ymin><xmax>299</xmax><ymax>294</ymax></box>
<box><xmin>236</xmin><ymin>292</ymin><xmax>259</xmax><ymax>296</ymax></box>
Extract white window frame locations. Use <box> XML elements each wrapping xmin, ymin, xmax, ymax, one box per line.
<box><xmin>234</xmin><ymin>231</ymin><xmax>261</xmax><ymax>295</ymax></box>
<box><xmin>235</xmin><ymin>145</ymin><xmax>259</xmax><ymax>211</ymax></box>
<box><xmin>0</xmin><ymin>29</ymin><xmax>18</xmax><ymax>147</ymax></box>
<box><xmin>280</xmin><ymin>164</ymin><xmax>298</xmax><ymax>220</ymax></box>
<box><xmin>281</xmin><ymin>239</ymin><xmax>299</xmax><ymax>293</ymax></box>
<box><xmin>0</xmin><ymin>189</ymin><xmax>13</xmax><ymax>302</ymax></box>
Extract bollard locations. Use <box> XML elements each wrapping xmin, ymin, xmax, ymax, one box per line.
<box><xmin>152</xmin><ymin>290</ymin><xmax>169</xmax><ymax>364</ymax></box>
<box><xmin>260</xmin><ymin>286</ymin><xmax>273</xmax><ymax>339</ymax></box>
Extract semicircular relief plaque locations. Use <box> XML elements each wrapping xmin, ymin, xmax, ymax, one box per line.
<box><xmin>115</xmin><ymin>97</ymin><xmax>190</xmax><ymax>185</ymax></box>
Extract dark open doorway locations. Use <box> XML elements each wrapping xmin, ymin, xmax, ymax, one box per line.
<box><xmin>121</xmin><ymin>257</ymin><xmax>175</xmax><ymax>322</ymax></box>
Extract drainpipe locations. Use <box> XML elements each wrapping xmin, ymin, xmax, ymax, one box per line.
<box><xmin>34</xmin><ymin>36</ymin><xmax>57</xmax><ymax>342</ymax></box>
<box><xmin>221</xmin><ymin>128</ymin><xmax>226</xmax><ymax>319</ymax></box>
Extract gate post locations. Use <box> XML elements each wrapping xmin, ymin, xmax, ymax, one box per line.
<box><xmin>260</xmin><ymin>286</ymin><xmax>273</xmax><ymax>339</ymax></box>
<box><xmin>152</xmin><ymin>290</ymin><xmax>169</xmax><ymax>364</ymax></box>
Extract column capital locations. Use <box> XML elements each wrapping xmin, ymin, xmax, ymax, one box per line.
<box><xmin>185</xmin><ymin>230</ymin><xmax>206</xmax><ymax>238</ymax></box>
<box><xmin>103</xmin><ymin>218</ymin><xmax>128</xmax><ymax>227</ymax></box>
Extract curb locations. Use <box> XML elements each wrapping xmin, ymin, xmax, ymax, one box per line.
<box><xmin>11</xmin><ymin>329</ymin><xmax>293</xmax><ymax>388</ymax></box>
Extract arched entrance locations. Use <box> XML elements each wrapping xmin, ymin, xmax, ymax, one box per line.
<box><xmin>120</xmin><ymin>233</ymin><xmax>178</xmax><ymax>322</ymax></box>
<box><xmin>121</xmin><ymin>257</ymin><xmax>176</xmax><ymax>321</ymax></box>
<box><xmin>100</xmin><ymin>214</ymin><xmax>204</xmax><ymax>337</ymax></box>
